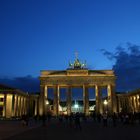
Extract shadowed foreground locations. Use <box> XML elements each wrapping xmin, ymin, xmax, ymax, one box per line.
<box><xmin>3</xmin><ymin>119</ymin><xmax>140</xmax><ymax>140</ymax></box>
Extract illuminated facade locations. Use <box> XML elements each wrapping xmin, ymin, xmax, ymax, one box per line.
<box><xmin>0</xmin><ymin>84</ymin><xmax>38</xmax><ymax>118</ymax></box>
<box><xmin>117</xmin><ymin>89</ymin><xmax>140</xmax><ymax>113</ymax></box>
<box><xmin>39</xmin><ymin>56</ymin><xmax>117</xmax><ymax>116</ymax></box>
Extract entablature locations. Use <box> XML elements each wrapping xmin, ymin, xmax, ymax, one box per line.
<box><xmin>40</xmin><ymin>76</ymin><xmax>116</xmax><ymax>86</ymax></box>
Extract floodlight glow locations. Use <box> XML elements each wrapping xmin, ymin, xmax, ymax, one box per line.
<box><xmin>104</xmin><ymin>100</ymin><xmax>108</xmax><ymax>105</ymax></box>
<box><xmin>74</xmin><ymin>104</ymin><xmax>79</xmax><ymax>109</ymax></box>
<box><xmin>46</xmin><ymin>100</ymin><xmax>49</xmax><ymax>105</ymax></box>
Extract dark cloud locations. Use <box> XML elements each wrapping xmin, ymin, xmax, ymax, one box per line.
<box><xmin>101</xmin><ymin>43</ymin><xmax>140</xmax><ymax>92</ymax></box>
<box><xmin>0</xmin><ymin>75</ymin><xmax>39</xmax><ymax>92</ymax></box>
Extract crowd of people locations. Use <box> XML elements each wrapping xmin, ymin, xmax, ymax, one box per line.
<box><xmin>20</xmin><ymin>111</ymin><xmax>140</xmax><ymax>129</ymax></box>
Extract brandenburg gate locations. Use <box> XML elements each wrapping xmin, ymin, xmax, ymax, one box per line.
<box><xmin>39</xmin><ymin>56</ymin><xmax>117</xmax><ymax>116</ymax></box>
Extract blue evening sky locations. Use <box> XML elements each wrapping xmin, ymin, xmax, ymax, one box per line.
<box><xmin>0</xmin><ymin>0</ymin><xmax>140</xmax><ymax>95</ymax></box>
<box><xmin>0</xmin><ymin>0</ymin><xmax>140</xmax><ymax>77</ymax></box>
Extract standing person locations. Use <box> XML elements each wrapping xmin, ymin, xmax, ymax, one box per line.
<box><xmin>74</xmin><ymin>112</ymin><xmax>82</xmax><ymax>130</ymax></box>
<box><xmin>42</xmin><ymin>114</ymin><xmax>46</xmax><ymax>126</ymax></box>
<box><xmin>112</xmin><ymin>112</ymin><xmax>117</xmax><ymax>127</ymax></box>
<box><xmin>102</xmin><ymin>112</ymin><xmax>108</xmax><ymax>127</ymax></box>
<box><xmin>25</xmin><ymin>115</ymin><xmax>29</xmax><ymax>126</ymax></box>
<box><xmin>69</xmin><ymin>113</ymin><xmax>73</xmax><ymax>128</ymax></box>
<box><xmin>97</xmin><ymin>113</ymin><xmax>101</xmax><ymax>123</ymax></box>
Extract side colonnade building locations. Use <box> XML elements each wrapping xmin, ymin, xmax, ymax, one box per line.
<box><xmin>39</xmin><ymin>57</ymin><xmax>117</xmax><ymax>116</ymax></box>
<box><xmin>0</xmin><ymin>84</ymin><xmax>38</xmax><ymax>118</ymax></box>
<box><xmin>117</xmin><ymin>89</ymin><xmax>140</xmax><ymax>113</ymax></box>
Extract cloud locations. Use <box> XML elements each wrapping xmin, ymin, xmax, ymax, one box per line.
<box><xmin>100</xmin><ymin>49</ymin><xmax>114</xmax><ymax>60</ymax></box>
<box><xmin>101</xmin><ymin>43</ymin><xmax>140</xmax><ymax>92</ymax></box>
<box><xmin>0</xmin><ymin>75</ymin><xmax>39</xmax><ymax>92</ymax></box>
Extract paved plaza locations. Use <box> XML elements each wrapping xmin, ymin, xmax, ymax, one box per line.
<box><xmin>0</xmin><ymin>118</ymin><xmax>140</xmax><ymax>140</ymax></box>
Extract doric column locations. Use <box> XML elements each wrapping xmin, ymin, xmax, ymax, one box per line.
<box><xmin>3</xmin><ymin>94</ymin><xmax>7</xmax><ymax>117</ymax></box>
<box><xmin>15</xmin><ymin>95</ymin><xmax>18</xmax><ymax>117</ymax></box>
<box><xmin>107</xmin><ymin>84</ymin><xmax>117</xmax><ymax>114</ymax></box>
<box><xmin>128</xmin><ymin>97</ymin><xmax>132</xmax><ymax>112</ymax></box>
<box><xmin>44</xmin><ymin>85</ymin><xmax>48</xmax><ymax>115</ymax></box>
<box><xmin>66</xmin><ymin>86</ymin><xmax>72</xmax><ymax>116</ymax></box>
<box><xmin>136</xmin><ymin>95</ymin><xmax>139</xmax><ymax>112</ymax></box>
<box><xmin>6</xmin><ymin>94</ymin><xmax>13</xmax><ymax>118</ymax></box>
<box><xmin>44</xmin><ymin>85</ymin><xmax>48</xmax><ymax>99</ymax></box>
<box><xmin>53</xmin><ymin>85</ymin><xmax>60</xmax><ymax>116</ymax></box>
<box><xmin>137</xmin><ymin>95</ymin><xmax>140</xmax><ymax>112</ymax></box>
<box><xmin>19</xmin><ymin>96</ymin><xmax>22</xmax><ymax>116</ymax></box>
<box><xmin>23</xmin><ymin>97</ymin><xmax>26</xmax><ymax>115</ymax></box>
<box><xmin>95</xmin><ymin>85</ymin><xmax>102</xmax><ymax>114</ymax></box>
<box><xmin>133</xmin><ymin>96</ymin><xmax>136</xmax><ymax>112</ymax></box>
<box><xmin>13</xmin><ymin>95</ymin><xmax>16</xmax><ymax>116</ymax></box>
<box><xmin>12</xmin><ymin>95</ymin><xmax>15</xmax><ymax>117</ymax></box>
<box><xmin>20</xmin><ymin>97</ymin><xmax>23</xmax><ymax>116</ymax></box>
<box><xmin>130</xmin><ymin>97</ymin><xmax>134</xmax><ymax>112</ymax></box>
<box><xmin>24</xmin><ymin>98</ymin><xmax>27</xmax><ymax>115</ymax></box>
<box><xmin>17</xmin><ymin>96</ymin><xmax>20</xmax><ymax>116</ymax></box>
<box><xmin>34</xmin><ymin>99</ymin><xmax>38</xmax><ymax>116</ymax></box>
<box><xmin>22</xmin><ymin>97</ymin><xmax>24</xmax><ymax>115</ymax></box>
<box><xmin>83</xmin><ymin>85</ymin><xmax>89</xmax><ymax>116</ymax></box>
<box><xmin>39</xmin><ymin>85</ymin><xmax>45</xmax><ymax>116</ymax></box>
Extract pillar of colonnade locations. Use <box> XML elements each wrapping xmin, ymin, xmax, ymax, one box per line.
<box><xmin>23</xmin><ymin>97</ymin><xmax>25</xmax><ymax>115</ymax></box>
<box><xmin>107</xmin><ymin>84</ymin><xmax>117</xmax><ymax>114</ymax></box>
<box><xmin>3</xmin><ymin>94</ymin><xmax>7</xmax><ymax>117</ymax></box>
<box><xmin>44</xmin><ymin>85</ymin><xmax>48</xmax><ymax>115</ymax></box>
<box><xmin>43</xmin><ymin>85</ymin><xmax>60</xmax><ymax>116</ymax></box>
<box><xmin>129</xmin><ymin>97</ymin><xmax>133</xmax><ymax>112</ymax></box>
<box><xmin>66</xmin><ymin>87</ymin><xmax>72</xmax><ymax>115</ymax></box>
<box><xmin>136</xmin><ymin>95</ymin><xmax>139</xmax><ymax>112</ymax></box>
<box><xmin>133</xmin><ymin>96</ymin><xmax>136</xmax><ymax>112</ymax></box>
<box><xmin>41</xmin><ymin>84</ymin><xmax>117</xmax><ymax>116</ymax></box>
<box><xmin>137</xmin><ymin>95</ymin><xmax>140</xmax><ymax>112</ymax></box>
<box><xmin>15</xmin><ymin>95</ymin><xmax>18</xmax><ymax>116</ymax></box>
<box><xmin>95</xmin><ymin>85</ymin><xmax>103</xmax><ymax>114</ymax></box>
<box><xmin>53</xmin><ymin>85</ymin><xmax>60</xmax><ymax>116</ymax></box>
<box><xmin>24</xmin><ymin>97</ymin><xmax>27</xmax><ymax>115</ymax></box>
<box><xmin>12</xmin><ymin>95</ymin><xmax>15</xmax><ymax>117</ymax></box>
<box><xmin>83</xmin><ymin>85</ymin><xmax>89</xmax><ymax>116</ymax></box>
<box><xmin>39</xmin><ymin>85</ymin><xmax>45</xmax><ymax>115</ymax></box>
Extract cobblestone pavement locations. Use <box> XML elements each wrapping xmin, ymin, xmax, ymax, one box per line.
<box><xmin>1</xmin><ymin>119</ymin><xmax>140</xmax><ymax>140</ymax></box>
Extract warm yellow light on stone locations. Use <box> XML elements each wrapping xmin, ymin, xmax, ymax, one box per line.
<box><xmin>104</xmin><ymin>100</ymin><xmax>108</xmax><ymax>105</ymax></box>
<box><xmin>134</xmin><ymin>96</ymin><xmax>136</xmax><ymax>100</ymax></box>
<box><xmin>6</xmin><ymin>94</ymin><xmax>13</xmax><ymax>118</ymax></box>
<box><xmin>46</xmin><ymin>100</ymin><xmax>49</xmax><ymax>105</ymax></box>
